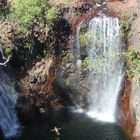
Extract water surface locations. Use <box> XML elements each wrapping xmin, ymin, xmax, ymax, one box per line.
<box><xmin>7</xmin><ymin>110</ymin><xmax>129</xmax><ymax>140</ymax></box>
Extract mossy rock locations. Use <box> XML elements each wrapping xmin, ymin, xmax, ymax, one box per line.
<box><xmin>61</xmin><ymin>51</ymin><xmax>74</xmax><ymax>68</ymax></box>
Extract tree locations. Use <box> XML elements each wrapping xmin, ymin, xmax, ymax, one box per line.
<box><xmin>11</xmin><ymin>0</ymin><xmax>58</xmax><ymax>34</ymax></box>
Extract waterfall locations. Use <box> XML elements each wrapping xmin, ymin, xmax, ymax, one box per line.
<box><xmin>0</xmin><ymin>48</ymin><xmax>6</xmax><ymax>60</ymax></box>
<box><xmin>0</xmin><ymin>68</ymin><xmax>20</xmax><ymax>137</ymax></box>
<box><xmin>76</xmin><ymin>21</ymin><xmax>83</xmax><ymax>60</ymax></box>
<box><xmin>84</xmin><ymin>16</ymin><xmax>124</xmax><ymax>122</ymax></box>
<box><xmin>75</xmin><ymin>21</ymin><xmax>83</xmax><ymax>84</ymax></box>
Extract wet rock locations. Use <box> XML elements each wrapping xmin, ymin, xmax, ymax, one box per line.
<box><xmin>53</xmin><ymin>80</ymin><xmax>89</xmax><ymax>109</ymax></box>
<box><xmin>53</xmin><ymin>81</ymin><xmax>74</xmax><ymax>106</ymax></box>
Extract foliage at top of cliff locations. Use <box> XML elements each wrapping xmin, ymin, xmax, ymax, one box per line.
<box><xmin>11</xmin><ymin>0</ymin><xmax>59</xmax><ymax>34</ymax></box>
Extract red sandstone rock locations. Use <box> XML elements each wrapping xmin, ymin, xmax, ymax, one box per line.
<box><xmin>106</xmin><ymin>0</ymin><xmax>140</xmax><ymax>139</ymax></box>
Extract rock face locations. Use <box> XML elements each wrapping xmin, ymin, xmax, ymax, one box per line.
<box><xmin>130</xmin><ymin>80</ymin><xmax>140</xmax><ymax>139</ymax></box>
<box><xmin>130</xmin><ymin>17</ymin><xmax>140</xmax><ymax>53</ymax></box>
<box><xmin>107</xmin><ymin>0</ymin><xmax>140</xmax><ymax>139</ymax></box>
<box><xmin>128</xmin><ymin>16</ymin><xmax>140</xmax><ymax>140</ymax></box>
<box><xmin>126</xmin><ymin>6</ymin><xmax>140</xmax><ymax>140</ymax></box>
<box><xmin>0</xmin><ymin>21</ymin><xmax>18</xmax><ymax>49</ymax></box>
<box><xmin>17</xmin><ymin>56</ymin><xmax>71</xmax><ymax>123</ymax></box>
<box><xmin>15</xmin><ymin>0</ymin><xmax>101</xmax><ymax>122</ymax></box>
<box><xmin>4</xmin><ymin>1</ymin><xmax>140</xmax><ymax>138</ymax></box>
<box><xmin>14</xmin><ymin>13</ymin><xmax>75</xmax><ymax>123</ymax></box>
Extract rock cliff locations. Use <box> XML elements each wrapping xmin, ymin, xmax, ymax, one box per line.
<box><xmin>107</xmin><ymin>0</ymin><xmax>140</xmax><ymax>139</ymax></box>
<box><xmin>1</xmin><ymin>1</ymin><xmax>140</xmax><ymax>139</ymax></box>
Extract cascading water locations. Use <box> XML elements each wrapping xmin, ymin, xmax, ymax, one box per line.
<box><xmin>76</xmin><ymin>21</ymin><xmax>83</xmax><ymax>82</ymax></box>
<box><xmin>85</xmin><ymin>16</ymin><xmax>124</xmax><ymax>122</ymax></box>
<box><xmin>0</xmin><ymin>66</ymin><xmax>20</xmax><ymax>137</ymax></box>
<box><xmin>76</xmin><ymin>21</ymin><xmax>83</xmax><ymax>60</ymax></box>
<box><xmin>0</xmin><ymin>48</ymin><xmax>6</xmax><ymax>60</ymax></box>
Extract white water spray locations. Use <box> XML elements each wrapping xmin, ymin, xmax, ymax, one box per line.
<box><xmin>83</xmin><ymin>16</ymin><xmax>124</xmax><ymax>122</ymax></box>
<box><xmin>75</xmin><ymin>21</ymin><xmax>83</xmax><ymax>83</ymax></box>
<box><xmin>76</xmin><ymin>21</ymin><xmax>83</xmax><ymax>60</ymax></box>
<box><xmin>0</xmin><ymin>66</ymin><xmax>20</xmax><ymax>137</ymax></box>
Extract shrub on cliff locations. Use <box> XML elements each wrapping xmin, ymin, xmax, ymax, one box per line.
<box><xmin>11</xmin><ymin>0</ymin><xmax>58</xmax><ymax>36</ymax></box>
<box><xmin>123</xmin><ymin>48</ymin><xmax>140</xmax><ymax>84</ymax></box>
<box><xmin>2</xmin><ymin>0</ymin><xmax>59</xmax><ymax>72</ymax></box>
<box><xmin>120</xmin><ymin>13</ymin><xmax>136</xmax><ymax>32</ymax></box>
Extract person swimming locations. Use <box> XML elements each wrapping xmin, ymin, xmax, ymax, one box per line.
<box><xmin>51</xmin><ymin>127</ymin><xmax>61</xmax><ymax>136</ymax></box>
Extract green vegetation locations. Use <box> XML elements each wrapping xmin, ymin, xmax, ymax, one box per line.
<box><xmin>80</xmin><ymin>30</ymin><xmax>95</xmax><ymax>47</ymax></box>
<box><xmin>123</xmin><ymin>48</ymin><xmax>140</xmax><ymax>83</ymax></box>
<box><xmin>83</xmin><ymin>57</ymin><xmax>103</xmax><ymax>72</ymax></box>
<box><xmin>120</xmin><ymin>12</ymin><xmax>140</xmax><ymax>84</ymax></box>
<box><xmin>0</xmin><ymin>0</ymin><xmax>62</xmax><ymax>71</ymax></box>
<box><xmin>61</xmin><ymin>51</ymin><xmax>74</xmax><ymax>68</ymax></box>
<box><xmin>83</xmin><ymin>57</ymin><xmax>92</xmax><ymax>71</ymax></box>
<box><xmin>11</xmin><ymin>0</ymin><xmax>59</xmax><ymax>34</ymax></box>
<box><xmin>120</xmin><ymin>13</ymin><xmax>136</xmax><ymax>31</ymax></box>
